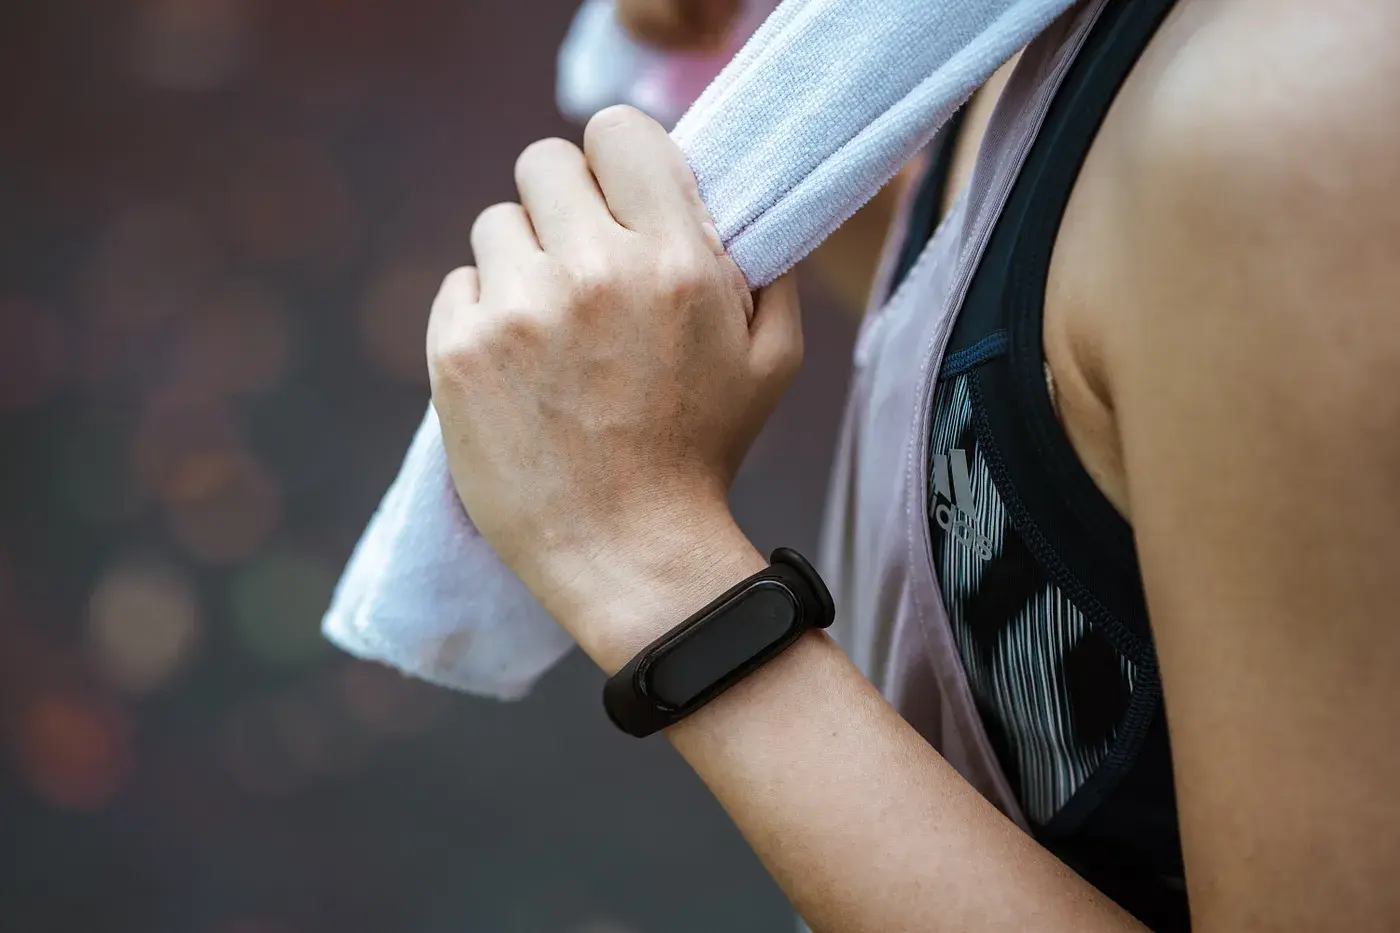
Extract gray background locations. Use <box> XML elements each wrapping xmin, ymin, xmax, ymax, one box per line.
<box><xmin>0</xmin><ymin>2</ymin><xmax>861</xmax><ymax>931</ymax></box>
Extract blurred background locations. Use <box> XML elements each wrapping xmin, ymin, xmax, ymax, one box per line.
<box><xmin>0</xmin><ymin>1</ymin><xmax>861</xmax><ymax>931</ymax></box>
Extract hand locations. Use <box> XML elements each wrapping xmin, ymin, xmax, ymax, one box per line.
<box><xmin>426</xmin><ymin>106</ymin><xmax>802</xmax><ymax>659</ymax></box>
<box><xmin>615</xmin><ymin>0</ymin><xmax>741</xmax><ymax>52</ymax></box>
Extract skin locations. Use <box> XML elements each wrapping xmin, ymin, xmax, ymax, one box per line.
<box><xmin>615</xmin><ymin>0</ymin><xmax>741</xmax><ymax>53</ymax></box>
<box><xmin>428</xmin><ymin>0</ymin><xmax>1400</xmax><ymax>929</ymax></box>
<box><xmin>617</xmin><ymin>0</ymin><xmax>921</xmax><ymax>313</ymax></box>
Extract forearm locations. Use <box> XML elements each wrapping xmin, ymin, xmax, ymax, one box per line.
<box><xmin>443</xmin><ymin>104</ymin><xmax>1135</xmax><ymax>932</ymax></box>
<box><xmin>552</xmin><ymin>515</ymin><xmax>1146</xmax><ymax>933</ymax></box>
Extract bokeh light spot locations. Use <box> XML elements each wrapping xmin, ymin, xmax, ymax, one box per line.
<box><xmin>337</xmin><ymin>661</ymin><xmax>448</xmax><ymax>737</ymax></box>
<box><xmin>218</xmin><ymin>691</ymin><xmax>349</xmax><ymax>798</ymax></box>
<box><xmin>230</xmin><ymin>550</ymin><xmax>335</xmax><ymax>667</ymax></box>
<box><xmin>129</xmin><ymin>391</ymin><xmax>282</xmax><ymax>564</ymax></box>
<box><xmin>165</xmin><ymin>453</ymin><xmax>279</xmax><ymax>565</ymax></box>
<box><xmin>131</xmin><ymin>392</ymin><xmax>243</xmax><ymax>504</ymax></box>
<box><xmin>82</xmin><ymin>203</ymin><xmax>214</xmax><ymax>333</ymax></box>
<box><xmin>223</xmin><ymin>132</ymin><xmax>356</xmax><ymax>266</ymax></box>
<box><xmin>356</xmin><ymin>260</ymin><xmax>439</xmax><ymax>385</ymax></box>
<box><xmin>16</xmin><ymin>693</ymin><xmax>134</xmax><ymax>811</ymax></box>
<box><xmin>131</xmin><ymin>0</ymin><xmax>251</xmax><ymax>93</ymax></box>
<box><xmin>78</xmin><ymin>204</ymin><xmax>217</xmax><ymax>391</ymax></box>
<box><xmin>172</xmin><ymin>281</ymin><xmax>292</xmax><ymax>398</ymax></box>
<box><xmin>87</xmin><ymin>557</ymin><xmax>202</xmax><ymax>695</ymax></box>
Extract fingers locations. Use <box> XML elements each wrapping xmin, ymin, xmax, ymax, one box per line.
<box><xmin>748</xmin><ymin>271</ymin><xmax>803</xmax><ymax>387</ymax></box>
<box><xmin>470</xmin><ymin>202</ymin><xmax>540</xmax><ymax>302</ymax></box>
<box><xmin>584</xmin><ymin>106</ymin><xmax>724</xmax><ymax>253</ymax></box>
<box><xmin>426</xmin><ymin>265</ymin><xmax>479</xmax><ymax>374</ymax></box>
<box><xmin>514</xmin><ymin>138</ymin><xmax>614</xmax><ymax>253</ymax></box>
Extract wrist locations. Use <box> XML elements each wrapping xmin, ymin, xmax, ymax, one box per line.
<box><xmin>538</xmin><ymin>506</ymin><xmax>768</xmax><ymax>674</ymax></box>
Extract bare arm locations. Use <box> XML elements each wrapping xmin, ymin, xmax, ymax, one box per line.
<box><xmin>429</xmin><ymin>106</ymin><xmax>1144</xmax><ymax>933</ymax></box>
<box><xmin>430</xmin><ymin>1</ymin><xmax>1400</xmax><ymax>928</ymax></box>
<box><xmin>554</xmin><ymin>521</ymin><xmax>1144</xmax><ymax>933</ymax></box>
<box><xmin>613</xmin><ymin>3</ymin><xmax>1400</xmax><ymax>924</ymax></box>
<box><xmin>585</xmin><ymin>13</ymin><xmax>1400</xmax><ymax>920</ymax></box>
<box><xmin>1080</xmin><ymin>1</ymin><xmax>1400</xmax><ymax>927</ymax></box>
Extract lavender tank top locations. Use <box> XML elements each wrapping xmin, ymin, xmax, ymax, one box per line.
<box><xmin>817</xmin><ymin>0</ymin><xmax>1109</xmax><ymax>833</ymax></box>
<box><xmin>814</xmin><ymin>3</ymin><xmax>1198</xmax><ymax>927</ymax></box>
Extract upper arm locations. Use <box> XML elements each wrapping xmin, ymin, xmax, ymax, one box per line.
<box><xmin>1100</xmin><ymin>2</ymin><xmax>1400</xmax><ymax>928</ymax></box>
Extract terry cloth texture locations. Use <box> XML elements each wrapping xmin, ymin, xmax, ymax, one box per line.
<box><xmin>322</xmin><ymin>0</ymin><xmax>1077</xmax><ymax>698</ymax></box>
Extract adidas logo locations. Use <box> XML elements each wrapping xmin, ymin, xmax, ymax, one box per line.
<box><xmin>932</xmin><ymin>448</ymin><xmax>995</xmax><ymax>561</ymax></box>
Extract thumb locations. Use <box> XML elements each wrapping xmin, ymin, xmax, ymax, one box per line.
<box><xmin>748</xmin><ymin>272</ymin><xmax>803</xmax><ymax>386</ymax></box>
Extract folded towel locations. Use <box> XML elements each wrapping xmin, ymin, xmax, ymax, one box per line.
<box><xmin>323</xmin><ymin>0</ymin><xmax>1077</xmax><ymax>699</ymax></box>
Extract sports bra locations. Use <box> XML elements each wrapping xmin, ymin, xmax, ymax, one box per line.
<box><xmin>887</xmin><ymin>1</ymin><xmax>1188</xmax><ymax>927</ymax></box>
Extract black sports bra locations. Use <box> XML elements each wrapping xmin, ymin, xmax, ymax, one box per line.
<box><xmin>889</xmin><ymin>2</ymin><xmax>1187</xmax><ymax>928</ymax></box>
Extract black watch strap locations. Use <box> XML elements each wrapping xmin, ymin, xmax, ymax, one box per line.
<box><xmin>602</xmin><ymin>548</ymin><xmax>835</xmax><ymax>737</ymax></box>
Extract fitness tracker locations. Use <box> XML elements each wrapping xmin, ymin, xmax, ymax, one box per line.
<box><xmin>602</xmin><ymin>547</ymin><xmax>835</xmax><ymax>737</ymax></box>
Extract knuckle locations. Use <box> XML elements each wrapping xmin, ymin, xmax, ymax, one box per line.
<box><xmin>783</xmin><ymin>331</ymin><xmax>806</xmax><ymax>375</ymax></box>
<box><xmin>656</xmin><ymin>246</ymin><xmax>711</xmax><ymax>297</ymax></box>
<box><xmin>427</xmin><ymin>335</ymin><xmax>479</xmax><ymax>390</ymax></box>
<box><xmin>427</xmin><ymin>270</ymin><xmax>479</xmax><ymax>385</ymax></box>
<box><xmin>584</xmin><ymin>104</ymin><xmax>648</xmax><ymax>150</ymax></box>
<box><xmin>472</xmin><ymin>201</ymin><xmax>521</xmax><ymax>238</ymax></box>
<box><xmin>428</xmin><ymin>309</ymin><xmax>546</xmax><ymax>384</ymax></box>
<box><xmin>437</xmin><ymin>266</ymin><xmax>475</xmax><ymax>301</ymax></box>
<box><xmin>515</xmin><ymin>137</ymin><xmax>578</xmax><ymax>179</ymax></box>
<box><xmin>776</xmin><ymin>327</ymin><xmax>806</xmax><ymax>381</ymax></box>
<box><xmin>567</xmin><ymin>253</ymin><xmax>621</xmax><ymax>300</ymax></box>
<box><xmin>489</xmin><ymin>309</ymin><xmax>550</xmax><ymax>354</ymax></box>
<box><xmin>497</xmin><ymin>307</ymin><xmax>543</xmax><ymax>337</ymax></box>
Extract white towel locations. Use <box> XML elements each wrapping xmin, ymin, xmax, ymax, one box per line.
<box><xmin>323</xmin><ymin>0</ymin><xmax>1077</xmax><ymax>699</ymax></box>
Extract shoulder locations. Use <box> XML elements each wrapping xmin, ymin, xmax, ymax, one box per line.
<box><xmin>1075</xmin><ymin>12</ymin><xmax>1400</xmax><ymax>925</ymax></box>
<box><xmin>1109</xmin><ymin>0</ymin><xmax>1400</xmax><ymax>257</ymax></box>
<box><xmin>1043</xmin><ymin>0</ymin><xmax>1400</xmax><ymax>520</ymax></box>
<box><xmin>1088</xmin><ymin>0</ymin><xmax>1400</xmax><ymax>425</ymax></box>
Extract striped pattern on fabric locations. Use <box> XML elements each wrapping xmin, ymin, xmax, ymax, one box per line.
<box><xmin>927</xmin><ymin>372</ymin><xmax>1136</xmax><ymax>825</ymax></box>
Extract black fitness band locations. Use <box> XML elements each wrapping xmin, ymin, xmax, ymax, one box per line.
<box><xmin>603</xmin><ymin>548</ymin><xmax>835</xmax><ymax>737</ymax></box>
